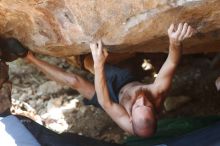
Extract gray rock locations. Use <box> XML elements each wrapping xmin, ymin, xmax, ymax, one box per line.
<box><xmin>164</xmin><ymin>96</ymin><xmax>191</xmax><ymax>112</ymax></box>
<box><xmin>37</xmin><ymin>81</ymin><xmax>63</xmax><ymax>96</ymax></box>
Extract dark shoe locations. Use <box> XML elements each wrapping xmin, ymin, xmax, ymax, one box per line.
<box><xmin>0</xmin><ymin>37</ymin><xmax>29</xmax><ymax>62</ymax></box>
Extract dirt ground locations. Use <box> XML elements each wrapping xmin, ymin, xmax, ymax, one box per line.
<box><xmin>8</xmin><ymin>53</ymin><xmax>220</xmax><ymax>143</ymax></box>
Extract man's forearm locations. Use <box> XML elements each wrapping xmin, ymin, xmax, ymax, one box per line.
<box><xmin>153</xmin><ymin>41</ymin><xmax>182</xmax><ymax>96</ymax></box>
<box><xmin>160</xmin><ymin>42</ymin><xmax>182</xmax><ymax>77</ymax></box>
<box><xmin>94</xmin><ymin>66</ymin><xmax>112</xmax><ymax>108</ymax></box>
<box><xmin>152</xmin><ymin>23</ymin><xmax>193</xmax><ymax>100</ymax></box>
<box><xmin>156</xmin><ymin>42</ymin><xmax>181</xmax><ymax>80</ymax></box>
<box><xmin>27</xmin><ymin>56</ymin><xmax>76</xmax><ymax>87</ymax></box>
<box><xmin>167</xmin><ymin>42</ymin><xmax>182</xmax><ymax>65</ymax></box>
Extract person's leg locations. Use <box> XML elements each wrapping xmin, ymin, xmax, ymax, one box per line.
<box><xmin>26</xmin><ymin>52</ymin><xmax>95</xmax><ymax>100</ymax></box>
<box><xmin>72</xmin><ymin>74</ymin><xmax>95</xmax><ymax>100</ymax></box>
<box><xmin>0</xmin><ymin>82</ymin><xmax>12</xmax><ymax>117</ymax></box>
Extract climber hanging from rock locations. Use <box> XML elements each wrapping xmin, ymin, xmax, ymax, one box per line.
<box><xmin>0</xmin><ymin>37</ymin><xmax>123</xmax><ymax>146</ymax></box>
<box><xmin>25</xmin><ymin>23</ymin><xmax>195</xmax><ymax>137</ymax></box>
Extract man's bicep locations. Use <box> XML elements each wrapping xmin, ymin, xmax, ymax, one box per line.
<box><xmin>104</xmin><ymin>103</ymin><xmax>133</xmax><ymax>134</ymax></box>
<box><xmin>155</xmin><ymin>74</ymin><xmax>172</xmax><ymax>93</ymax></box>
<box><xmin>148</xmin><ymin>78</ymin><xmax>171</xmax><ymax>99</ymax></box>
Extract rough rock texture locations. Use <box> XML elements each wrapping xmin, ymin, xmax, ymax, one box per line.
<box><xmin>0</xmin><ymin>0</ymin><xmax>220</xmax><ymax>58</ymax></box>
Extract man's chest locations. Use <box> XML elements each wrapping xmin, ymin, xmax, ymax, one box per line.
<box><xmin>118</xmin><ymin>88</ymin><xmax>135</xmax><ymax>112</ymax></box>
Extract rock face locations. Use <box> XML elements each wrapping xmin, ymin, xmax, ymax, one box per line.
<box><xmin>0</xmin><ymin>0</ymin><xmax>220</xmax><ymax>58</ymax></box>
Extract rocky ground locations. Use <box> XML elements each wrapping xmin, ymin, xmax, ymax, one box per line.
<box><xmin>8</xmin><ymin>53</ymin><xmax>220</xmax><ymax>143</ymax></box>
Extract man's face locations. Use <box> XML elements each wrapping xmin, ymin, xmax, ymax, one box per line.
<box><xmin>130</xmin><ymin>92</ymin><xmax>156</xmax><ymax>137</ymax></box>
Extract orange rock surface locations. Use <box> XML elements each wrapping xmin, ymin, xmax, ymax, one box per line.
<box><xmin>0</xmin><ymin>0</ymin><xmax>219</xmax><ymax>58</ymax></box>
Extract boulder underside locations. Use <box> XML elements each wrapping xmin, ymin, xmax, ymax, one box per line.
<box><xmin>0</xmin><ymin>0</ymin><xmax>219</xmax><ymax>61</ymax></box>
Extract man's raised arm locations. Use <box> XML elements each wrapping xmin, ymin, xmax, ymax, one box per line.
<box><xmin>152</xmin><ymin>23</ymin><xmax>194</xmax><ymax>96</ymax></box>
<box><xmin>90</xmin><ymin>41</ymin><xmax>133</xmax><ymax>134</ymax></box>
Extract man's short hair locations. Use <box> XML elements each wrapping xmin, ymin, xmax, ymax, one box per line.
<box><xmin>132</xmin><ymin>115</ymin><xmax>157</xmax><ymax>137</ymax></box>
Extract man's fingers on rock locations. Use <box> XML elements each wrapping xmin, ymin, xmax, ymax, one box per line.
<box><xmin>187</xmin><ymin>27</ymin><xmax>194</xmax><ymax>38</ymax></box>
<box><xmin>179</xmin><ymin>23</ymin><xmax>188</xmax><ymax>40</ymax></box>
<box><xmin>189</xmin><ymin>31</ymin><xmax>194</xmax><ymax>37</ymax></box>
<box><xmin>184</xmin><ymin>26</ymin><xmax>192</xmax><ymax>38</ymax></box>
<box><xmin>90</xmin><ymin>44</ymin><xmax>97</xmax><ymax>57</ymax></box>
<box><xmin>168</xmin><ymin>23</ymin><xmax>174</xmax><ymax>34</ymax></box>
<box><xmin>98</xmin><ymin>40</ymin><xmax>102</xmax><ymax>50</ymax></box>
<box><xmin>90</xmin><ymin>43</ymin><xmax>95</xmax><ymax>48</ymax></box>
<box><xmin>96</xmin><ymin>44</ymin><xmax>102</xmax><ymax>55</ymax></box>
<box><xmin>90</xmin><ymin>43</ymin><xmax>98</xmax><ymax>51</ymax></box>
<box><xmin>176</xmin><ymin>23</ymin><xmax>183</xmax><ymax>37</ymax></box>
<box><xmin>183</xmin><ymin>31</ymin><xmax>193</xmax><ymax>39</ymax></box>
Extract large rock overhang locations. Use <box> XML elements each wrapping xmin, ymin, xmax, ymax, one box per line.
<box><xmin>0</xmin><ymin>0</ymin><xmax>219</xmax><ymax>58</ymax></box>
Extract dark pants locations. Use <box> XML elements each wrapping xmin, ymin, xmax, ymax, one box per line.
<box><xmin>16</xmin><ymin>115</ymin><xmax>124</xmax><ymax>146</ymax></box>
<box><xmin>1</xmin><ymin>112</ymin><xmax>124</xmax><ymax>146</ymax></box>
<box><xmin>17</xmin><ymin>115</ymin><xmax>220</xmax><ymax>146</ymax></box>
